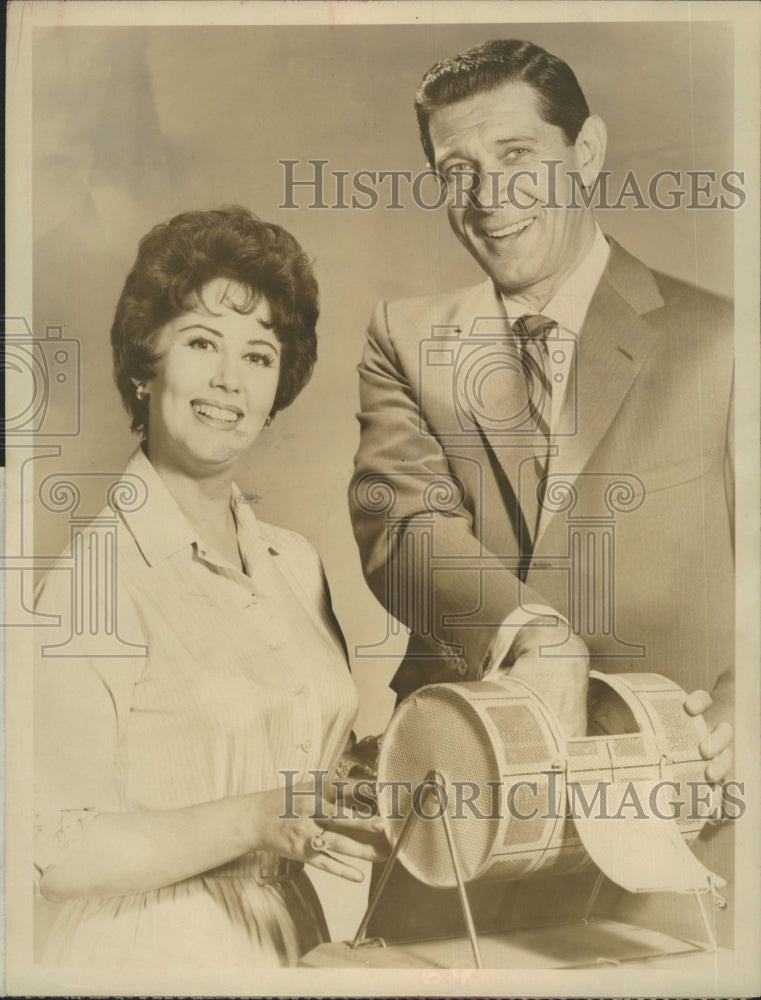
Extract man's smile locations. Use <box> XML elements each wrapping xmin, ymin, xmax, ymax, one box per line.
<box><xmin>480</xmin><ymin>216</ymin><xmax>536</xmax><ymax>240</ymax></box>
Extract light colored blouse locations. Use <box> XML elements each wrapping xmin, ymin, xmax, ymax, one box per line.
<box><xmin>34</xmin><ymin>446</ymin><xmax>359</xmax><ymax>967</ymax></box>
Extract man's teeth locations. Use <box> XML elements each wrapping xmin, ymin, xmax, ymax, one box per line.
<box><xmin>192</xmin><ymin>403</ymin><xmax>240</xmax><ymax>423</ymax></box>
<box><xmin>486</xmin><ymin>218</ymin><xmax>534</xmax><ymax>239</ymax></box>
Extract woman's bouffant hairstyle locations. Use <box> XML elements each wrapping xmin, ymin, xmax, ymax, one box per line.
<box><xmin>111</xmin><ymin>206</ymin><xmax>319</xmax><ymax>436</ymax></box>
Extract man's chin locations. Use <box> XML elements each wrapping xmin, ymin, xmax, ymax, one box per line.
<box><xmin>467</xmin><ymin>242</ymin><xmax>537</xmax><ymax>289</ymax></box>
<box><xmin>486</xmin><ymin>263</ymin><xmax>541</xmax><ymax>297</ymax></box>
<box><xmin>457</xmin><ymin>232</ymin><xmax>545</xmax><ymax>298</ymax></box>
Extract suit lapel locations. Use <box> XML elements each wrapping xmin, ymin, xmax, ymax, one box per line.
<box><xmin>536</xmin><ymin>239</ymin><xmax>666</xmax><ymax>547</ymax></box>
<box><xmin>451</xmin><ymin>281</ymin><xmax>540</xmax><ymax>547</ymax></box>
<box><xmin>444</xmin><ymin>243</ymin><xmax>666</xmax><ymax>553</ymax></box>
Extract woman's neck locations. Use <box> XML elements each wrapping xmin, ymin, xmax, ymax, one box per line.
<box><xmin>145</xmin><ymin>447</ymin><xmax>242</xmax><ymax>567</ymax></box>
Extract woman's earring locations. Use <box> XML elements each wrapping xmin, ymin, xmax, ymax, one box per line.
<box><xmin>135</xmin><ymin>383</ymin><xmax>148</xmax><ymax>401</ymax></box>
<box><xmin>264</xmin><ymin>415</ymin><xmax>272</xmax><ymax>429</ymax></box>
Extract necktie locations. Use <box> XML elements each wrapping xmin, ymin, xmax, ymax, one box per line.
<box><xmin>512</xmin><ymin>314</ymin><xmax>556</xmax><ymax>540</ymax></box>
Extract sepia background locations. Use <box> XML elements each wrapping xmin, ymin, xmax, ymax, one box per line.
<box><xmin>30</xmin><ymin>19</ymin><xmax>734</xmax><ymax>952</ymax></box>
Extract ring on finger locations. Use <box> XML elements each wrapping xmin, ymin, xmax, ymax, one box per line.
<box><xmin>310</xmin><ymin>832</ymin><xmax>326</xmax><ymax>852</ymax></box>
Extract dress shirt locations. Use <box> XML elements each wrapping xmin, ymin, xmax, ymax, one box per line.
<box><xmin>487</xmin><ymin>225</ymin><xmax>610</xmax><ymax>675</ymax></box>
<box><xmin>500</xmin><ymin>224</ymin><xmax>610</xmax><ymax>437</ymax></box>
<box><xmin>33</xmin><ymin>446</ymin><xmax>357</xmax><ymax>965</ymax></box>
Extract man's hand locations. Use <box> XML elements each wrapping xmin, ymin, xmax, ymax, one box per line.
<box><xmin>683</xmin><ymin>689</ymin><xmax>734</xmax><ymax>784</ymax></box>
<box><xmin>503</xmin><ymin>619</ymin><xmax>590</xmax><ymax>737</ymax></box>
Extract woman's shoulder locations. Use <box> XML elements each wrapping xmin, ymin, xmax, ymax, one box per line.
<box><xmin>257</xmin><ymin>519</ymin><xmax>323</xmax><ymax>564</ymax></box>
<box><xmin>35</xmin><ymin>507</ymin><xmax>147</xmax><ymax>609</ymax></box>
<box><xmin>256</xmin><ymin>520</ymin><xmax>337</xmax><ymax>620</ymax></box>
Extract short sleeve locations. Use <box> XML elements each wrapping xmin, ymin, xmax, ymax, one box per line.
<box><xmin>33</xmin><ymin>563</ymin><xmax>146</xmax><ymax>887</ymax></box>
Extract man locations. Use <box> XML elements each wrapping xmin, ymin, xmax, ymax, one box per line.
<box><xmin>349</xmin><ymin>39</ymin><xmax>734</xmax><ymax>943</ymax></box>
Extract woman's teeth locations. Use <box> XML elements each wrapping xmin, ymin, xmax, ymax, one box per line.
<box><xmin>192</xmin><ymin>403</ymin><xmax>240</xmax><ymax>424</ymax></box>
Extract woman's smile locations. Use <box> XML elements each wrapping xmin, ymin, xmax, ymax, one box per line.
<box><xmin>145</xmin><ymin>278</ymin><xmax>281</xmax><ymax>474</ymax></box>
<box><xmin>191</xmin><ymin>399</ymin><xmax>245</xmax><ymax>427</ymax></box>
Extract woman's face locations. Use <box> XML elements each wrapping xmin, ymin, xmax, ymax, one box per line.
<box><xmin>145</xmin><ymin>278</ymin><xmax>280</xmax><ymax>476</ymax></box>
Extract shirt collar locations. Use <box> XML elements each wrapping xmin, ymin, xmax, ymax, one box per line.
<box><xmin>500</xmin><ymin>224</ymin><xmax>610</xmax><ymax>337</ymax></box>
<box><xmin>119</xmin><ymin>446</ymin><xmax>275</xmax><ymax>568</ymax></box>
<box><xmin>230</xmin><ymin>481</ymin><xmax>278</xmax><ymax>572</ymax></box>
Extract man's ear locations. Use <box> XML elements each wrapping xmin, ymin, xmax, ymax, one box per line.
<box><xmin>573</xmin><ymin>115</ymin><xmax>607</xmax><ymax>188</ymax></box>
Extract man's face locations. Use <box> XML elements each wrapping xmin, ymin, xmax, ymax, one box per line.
<box><xmin>429</xmin><ymin>80</ymin><xmax>600</xmax><ymax>306</ymax></box>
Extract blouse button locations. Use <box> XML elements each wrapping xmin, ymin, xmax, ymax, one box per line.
<box><xmin>295</xmin><ymin>685</ymin><xmax>308</xmax><ymax>695</ymax></box>
<box><xmin>300</xmin><ymin>740</ymin><xmax>312</xmax><ymax>752</ymax></box>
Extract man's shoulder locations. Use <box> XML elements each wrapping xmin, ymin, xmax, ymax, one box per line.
<box><xmin>603</xmin><ymin>237</ymin><xmax>733</xmax><ymax>336</ymax></box>
<box><xmin>647</xmin><ymin>269</ymin><xmax>733</xmax><ymax>352</ymax></box>
<box><xmin>380</xmin><ymin>280</ymin><xmax>494</xmax><ymax>331</ymax></box>
<box><xmin>650</xmin><ymin>267</ymin><xmax>733</xmax><ymax>318</ymax></box>
<box><xmin>605</xmin><ymin>237</ymin><xmax>733</xmax><ymax>322</ymax></box>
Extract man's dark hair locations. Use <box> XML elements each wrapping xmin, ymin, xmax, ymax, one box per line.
<box><xmin>111</xmin><ymin>206</ymin><xmax>318</xmax><ymax>436</ymax></box>
<box><xmin>415</xmin><ymin>39</ymin><xmax>590</xmax><ymax>166</ymax></box>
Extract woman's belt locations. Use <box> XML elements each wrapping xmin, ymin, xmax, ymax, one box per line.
<box><xmin>204</xmin><ymin>851</ymin><xmax>304</xmax><ymax>885</ymax></box>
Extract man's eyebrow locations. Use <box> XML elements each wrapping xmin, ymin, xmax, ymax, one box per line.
<box><xmin>436</xmin><ymin>133</ymin><xmax>538</xmax><ymax>164</ymax></box>
<box><xmin>494</xmin><ymin>134</ymin><xmax>537</xmax><ymax>146</ymax></box>
<box><xmin>437</xmin><ymin>149</ymin><xmax>476</xmax><ymax>166</ymax></box>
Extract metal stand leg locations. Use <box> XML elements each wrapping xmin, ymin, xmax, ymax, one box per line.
<box><xmin>693</xmin><ymin>889</ymin><xmax>717</xmax><ymax>952</ymax></box>
<box><xmin>434</xmin><ymin>772</ymin><xmax>483</xmax><ymax>969</ymax></box>
<box><xmin>351</xmin><ymin>793</ymin><xmax>419</xmax><ymax>949</ymax></box>
<box><xmin>582</xmin><ymin>870</ymin><xmax>606</xmax><ymax>925</ymax></box>
<box><xmin>351</xmin><ymin>769</ymin><xmax>483</xmax><ymax>968</ymax></box>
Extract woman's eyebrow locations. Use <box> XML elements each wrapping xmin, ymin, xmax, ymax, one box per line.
<box><xmin>247</xmin><ymin>338</ymin><xmax>280</xmax><ymax>353</ymax></box>
<box><xmin>177</xmin><ymin>323</ymin><xmax>222</xmax><ymax>336</ymax></box>
<box><xmin>178</xmin><ymin>325</ymin><xmax>280</xmax><ymax>354</ymax></box>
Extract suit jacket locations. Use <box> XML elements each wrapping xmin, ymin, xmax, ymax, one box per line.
<box><xmin>349</xmin><ymin>236</ymin><xmax>735</xmax><ymax>946</ymax></box>
<box><xmin>350</xmin><ymin>238</ymin><xmax>734</xmax><ymax>702</ymax></box>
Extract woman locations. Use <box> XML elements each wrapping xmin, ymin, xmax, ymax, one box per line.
<box><xmin>34</xmin><ymin>207</ymin><xmax>381</xmax><ymax>967</ymax></box>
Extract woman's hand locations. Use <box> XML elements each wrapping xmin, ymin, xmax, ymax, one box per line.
<box><xmin>248</xmin><ymin>785</ymin><xmax>387</xmax><ymax>883</ymax></box>
<box><xmin>324</xmin><ymin>775</ymin><xmax>391</xmax><ymax>863</ymax></box>
<box><xmin>38</xmin><ymin>783</ymin><xmax>388</xmax><ymax>903</ymax></box>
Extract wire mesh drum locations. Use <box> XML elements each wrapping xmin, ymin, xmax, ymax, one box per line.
<box><xmin>376</xmin><ymin>671</ymin><xmax>710</xmax><ymax>889</ymax></box>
